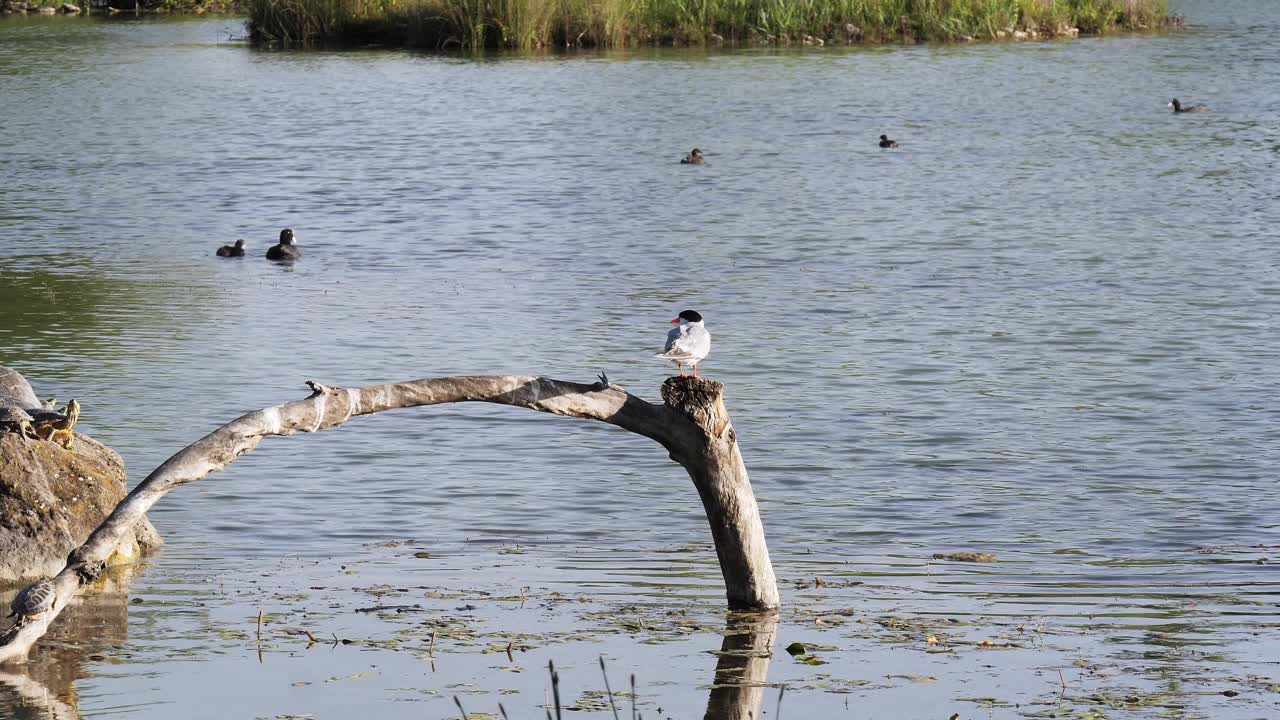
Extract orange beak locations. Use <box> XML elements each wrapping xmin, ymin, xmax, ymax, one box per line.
<box><xmin>670</xmin><ymin>318</ymin><xmax>680</xmax><ymax>324</ymax></box>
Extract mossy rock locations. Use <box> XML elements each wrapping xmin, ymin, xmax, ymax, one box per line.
<box><xmin>0</xmin><ymin>431</ymin><xmax>161</xmax><ymax>586</ymax></box>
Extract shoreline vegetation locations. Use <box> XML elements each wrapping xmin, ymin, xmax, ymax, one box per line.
<box><xmin>245</xmin><ymin>0</ymin><xmax>1177</xmax><ymax>50</ymax></box>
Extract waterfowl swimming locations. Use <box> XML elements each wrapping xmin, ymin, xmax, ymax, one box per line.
<box><xmin>1168</xmin><ymin>98</ymin><xmax>1209</xmax><ymax>113</ymax></box>
<box><xmin>215</xmin><ymin>239</ymin><xmax>246</xmax><ymax>257</ymax></box>
<box><xmin>681</xmin><ymin>148</ymin><xmax>705</xmax><ymax>165</ymax></box>
<box><xmin>879</xmin><ymin>134</ymin><xmax>898</xmax><ymax>148</ymax></box>
<box><xmin>265</xmin><ymin>228</ymin><xmax>300</xmax><ymax>261</ymax></box>
<box><xmin>655</xmin><ymin>310</ymin><xmax>711</xmax><ymax>378</ymax></box>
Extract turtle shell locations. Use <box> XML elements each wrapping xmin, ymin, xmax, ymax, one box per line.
<box><xmin>0</xmin><ymin>400</ymin><xmax>34</xmax><ymax>423</ymax></box>
<box><xmin>26</xmin><ymin>408</ymin><xmax>68</xmax><ymax>425</ymax></box>
<box><xmin>0</xmin><ymin>366</ymin><xmax>41</xmax><ymax>409</ymax></box>
<box><xmin>10</xmin><ymin>579</ymin><xmax>56</xmax><ymax>617</ymax></box>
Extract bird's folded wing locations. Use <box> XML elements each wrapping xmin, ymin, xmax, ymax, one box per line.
<box><xmin>662</xmin><ymin>325</ymin><xmax>684</xmax><ymax>354</ymax></box>
<box><xmin>663</xmin><ymin>328</ymin><xmax>700</xmax><ymax>356</ymax></box>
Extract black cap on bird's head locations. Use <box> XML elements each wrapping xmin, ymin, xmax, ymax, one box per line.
<box><xmin>234</xmin><ymin>239</ymin><xmax>245</xmax><ymax>249</ymax></box>
<box><xmin>671</xmin><ymin>309</ymin><xmax>703</xmax><ymax>324</ymax></box>
<box><xmin>279</xmin><ymin>228</ymin><xmax>295</xmax><ymax>244</ymax></box>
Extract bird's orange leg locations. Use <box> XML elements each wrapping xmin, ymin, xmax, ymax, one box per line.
<box><xmin>691</xmin><ymin>364</ymin><xmax>698</xmax><ymax>378</ymax></box>
<box><xmin>678</xmin><ymin>363</ymin><xmax>685</xmax><ymax>377</ymax></box>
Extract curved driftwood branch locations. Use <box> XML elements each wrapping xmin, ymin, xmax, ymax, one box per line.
<box><xmin>0</xmin><ymin>374</ymin><xmax>779</xmax><ymax>665</ymax></box>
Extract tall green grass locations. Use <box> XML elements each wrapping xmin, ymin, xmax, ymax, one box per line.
<box><xmin>247</xmin><ymin>0</ymin><xmax>1172</xmax><ymax>50</ymax></box>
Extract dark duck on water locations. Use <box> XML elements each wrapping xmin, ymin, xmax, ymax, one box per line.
<box><xmin>215</xmin><ymin>239</ymin><xmax>246</xmax><ymax>257</ymax></box>
<box><xmin>1168</xmin><ymin>98</ymin><xmax>1209</xmax><ymax>113</ymax></box>
<box><xmin>266</xmin><ymin>228</ymin><xmax>300</xmax><ymax>261</ymax></box>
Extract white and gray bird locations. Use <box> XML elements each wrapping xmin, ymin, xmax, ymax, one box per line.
<box><xmin>655</xmin><ymin>310</ymin><xmax>711</xmax><ymax>377</ymax></box>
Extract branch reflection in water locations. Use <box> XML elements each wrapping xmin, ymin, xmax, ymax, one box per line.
<box><xmin>0</xmin><ymin>564</ymin><xmax>138</xmax><ymax>720</ymax></box>
<box><xmin>703</xmin><ymin>611</ymin><xmax>778</xmax><ymax>720</ymax></box>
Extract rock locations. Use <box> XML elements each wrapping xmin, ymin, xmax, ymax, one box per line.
<box><xmin>0</xmin><ymin>431</ymin><xmax>161</xmax><ymax>586</ymax></box>
<box><xmin>1012</xmin><ymin>30</ymin><xmax>1027</xmax><ymax>39</ymax></box>
<box><xmin>35</xmin><ymin>4</ymin><xmax>55</xmax><ymax>12</ymax></box>
<box><xmin>60</xmin><ymin>2</ymin><xmax>80</xmax><ymax>11</ymax></box>
<box><xmin>995</xmin><ymin>30</ymin><xmax>1007</xmax><ymax>38</ymax></box>
<box><xmin>708</xmin><ymin>32</ymin><xmax>723</xmax><ymax>44</ymax></box>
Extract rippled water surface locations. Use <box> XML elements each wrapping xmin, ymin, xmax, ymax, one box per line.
<box><xmin>2</xmin><ymin>2</ymin><xmax>1279</xmax><ymax>717</ymax></box>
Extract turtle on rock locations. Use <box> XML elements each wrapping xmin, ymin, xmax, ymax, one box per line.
<box><xmin>0</xmin><ymin>400</ymin><xmax>37</xmax><ymax>441</ymax></box>
<box><xmin>7</xmin><ymin>579</ymin><xmax>57</xmax><ymax>620</ymax></box>
<box><xmin>0</xmin><ymin>365</ymin><xmax>42</xmax><ymax>410</ymax></box>
<box><xmin>0</xmin><ymin>365</ymin><xmax>78</xmax><ymax>447</ymax></box>
<box><xmin>36</xmin><ymin>399</ymin><xmax>80</xmax><ymax>449</ymax></box>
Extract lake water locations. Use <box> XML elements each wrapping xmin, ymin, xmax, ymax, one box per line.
<box><xmin>2</xmin><ymin>2</ymin><xmax>1279</xmax><ymax>717</ymax></box>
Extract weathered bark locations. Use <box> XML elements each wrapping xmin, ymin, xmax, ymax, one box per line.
<box><xmin>662</xmin><ymin>379</ymin><xmax>777</xmax><ymax>612</ymax></box>
<box><xmin>702</xmin><ymin>611</ymin><xmax>778</xmax><ymax>720</ymax></box>
<box><xmin>0</xmin><ymin>374</ymin><xmax>778</xmax><ymax>665</ymax></box>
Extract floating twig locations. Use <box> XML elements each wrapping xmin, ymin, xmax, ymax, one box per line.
<box><xmin>256</xmin><ymin>609</ymin><xmax>264</xmax><ymax>641</ymax></box>
<box><xmin>453</xmin><ymin>695</ymin><xmax>469</xmax><ymax>719</ymax></box>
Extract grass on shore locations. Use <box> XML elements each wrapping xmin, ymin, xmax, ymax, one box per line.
<box><xmin>247</xmin><ymin>0</ymin><xmax>1173</xmax><ymax>50</ymax></box>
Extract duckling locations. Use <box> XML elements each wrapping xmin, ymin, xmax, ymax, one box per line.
<box><xmin>680</xmin><ymin>148</ymin><xmax>705</xmax><ymax>165</ymax></box>
<box><xmin>1168</xmin><ymin>98</ymin><xmax>1209</xmax><ymax>113</ymax></box>
<box><xmin>879</xmin><ymin>134</ymin><xmax>898</xmax><ymax>148</ymax></box>
<box><xmin>265</xmin><ymin>228</ymin><xmax>300</xmax><ymax>261</ymax></box>
<box><xmin>216</xmin><ymin>239</ymin><xmax>246</xmax><ymax>257</ymax></box>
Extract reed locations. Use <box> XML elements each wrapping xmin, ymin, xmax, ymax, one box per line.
<box><xmin>247</xmin><ymin>0</ymin><xmax>1172</xmax><ymax>49</ymax></box>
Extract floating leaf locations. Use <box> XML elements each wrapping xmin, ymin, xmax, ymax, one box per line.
<box><xmin>785</xmin><ymin>642</ymin><xmax>806</xmax><ymax>656</ymax></box>
<box><xmin>886</xmin><ymin>674</ymin><xmax>936</xmax><ymax>684</ymax></box>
